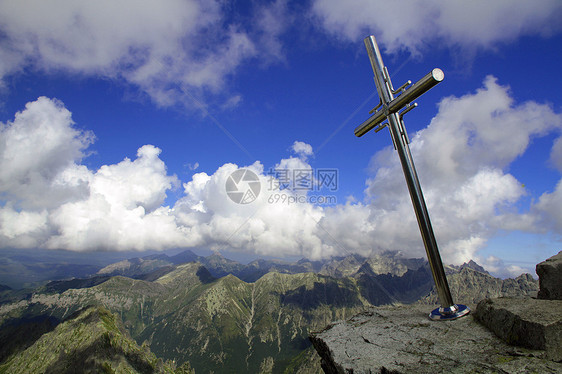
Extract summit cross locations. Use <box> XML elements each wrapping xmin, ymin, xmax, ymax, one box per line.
<box><xmin>354</xmin><ymin>35</ymin><xmax>470</xmax><ymax>321</ymax></box>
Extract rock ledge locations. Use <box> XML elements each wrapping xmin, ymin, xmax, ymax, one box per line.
<box><xmin>474</xmin><ymin>297</ymin><xmax>562</xmax><ymax>362</ymax></box>
<box><xmin>310</xmin><ymin>304</ymin><xmax>562</xmax><ymax>374</ymax></box>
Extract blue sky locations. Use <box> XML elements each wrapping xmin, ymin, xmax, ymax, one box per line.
<box><xmin>0</xmin><ymin>0</ymin><xmax>561</xmax><ymax>277</ymax></box>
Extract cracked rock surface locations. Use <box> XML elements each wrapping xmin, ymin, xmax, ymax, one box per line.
<box><xmin>475</xmin><ymin>297</ymin><xmax>562</xmax><ymax>362</ymax></box>
<box><xmin>310</xmin><ymin>304</ymin><xmax>562</xmax><ymax>374</ymax></box>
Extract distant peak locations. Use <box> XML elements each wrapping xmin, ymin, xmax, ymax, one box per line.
<box><xmin>155</xmin><ymin>262</ymin><xmax>215</xmax><ymax>286</ymax></box>
<box><xmin>459</xmin><ymin>260</ymin><xmax>489</xmax><ymax>275</ymax></box>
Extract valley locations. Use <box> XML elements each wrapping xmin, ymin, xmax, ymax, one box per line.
<box><xmin>0</xmin><ymin>250</ymin><xmax>538</xmax><ymax>373</ymax></box>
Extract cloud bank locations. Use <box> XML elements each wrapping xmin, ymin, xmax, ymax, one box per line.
<box><xmin>1</xmin><ymin>83</ymin><xmax>560</xmax><ymax>278</ymax></box>
<box><xmin>357</xmin><ymin>76</ymin><xmax>561</xmax><ymax>268</ymax></box>
<box><xmin>311</xmin><ymin>0</ymin><xmax>562</xmax><ymax>53</ymax></box>
<box><xmin>0</xmin><ymin>0</ymin><xmax>289</xmax><ymax>106</ymax></box>
<box><xmin>2</xmin><ymin>1</ymin><xmax>561</xmax><ymax>108</ymax></box>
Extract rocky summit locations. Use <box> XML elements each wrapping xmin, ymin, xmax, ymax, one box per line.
<box><xmin>310</xmin><ymin>305</ymin><xmax>562</xmax><ymax>374</ymax></box>
<box><xmin>310</xmin><ymin>252</ymin><xmax>562</xmax><ymax>373</ymax></box>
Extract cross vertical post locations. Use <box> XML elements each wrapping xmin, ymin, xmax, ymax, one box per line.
<box><xmin>355</xmin><ymin>35</ymin><xmax>469</xmax><ymax>320</ymax></box>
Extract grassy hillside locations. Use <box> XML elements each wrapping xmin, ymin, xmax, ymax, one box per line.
<box><xmin>0</xmin><ymin>305</ymin><xmax>190</xmax><ymax>374</ymax></box>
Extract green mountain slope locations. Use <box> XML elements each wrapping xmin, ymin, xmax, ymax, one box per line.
<box><xmin>0</xmin><ymin>254</ymin><xmax>539</xmax><ymax>374</ymax></box>
<box><xmin>0</xmin><ymin>264</ymin><xmax>364</xmax><ymax>373</ymax></box>
<box><xmin>142</xmin><ymin>269</ymin><xmax>367</xmax><ymax>373</ymax></box>
<box><xmin>0</xmin><ymin>306</ymin><xmax>191</xmax><ymax>374</ymax></box>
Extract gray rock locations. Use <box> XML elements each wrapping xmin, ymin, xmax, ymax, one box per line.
<box><xmin>310</xmin><ymin>304</ymin><xmax>562</xmax><ymax>373</ymax></box>
<box><xmin>537</xmin><ymin>251</ymin><xmax>562</xmax><ymax>300</ymax></box>
<box><xmin>420</xmin><ymin>267</ymin><xmax>538</xmax><ymax>305</ymax></box>
<box><xmin>475</xmin><ymin>297</ymin><xmax>562</xmax><ymax>362</ymax></box>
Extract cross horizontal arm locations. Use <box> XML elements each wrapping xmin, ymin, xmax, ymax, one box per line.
<box><xmin>354</xmin><ymin>68</ymin><xmax>444</xmax><ymax>137</ymax></box>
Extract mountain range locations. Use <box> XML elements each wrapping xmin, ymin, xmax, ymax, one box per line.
<box><xmin>0</xmin><ymin>250</ymin><xmax>538</xmax><ymax>373</ymax></box>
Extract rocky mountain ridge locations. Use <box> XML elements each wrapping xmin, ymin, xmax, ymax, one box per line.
<box><xmin>95</xmin><ymin>249</ymin><xmax>431</xmax><ymax>283</ymax></box>
<box><xmin>0</xmin><ymin>305</ymin><xmax>191</xmax><ymax>374</ymax></box>
<box><xmin>0</xmin><ymin>251</ymin><xmax>539</xmax><ymax>373</ymax></box>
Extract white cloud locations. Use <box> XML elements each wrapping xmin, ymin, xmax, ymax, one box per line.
<box><xmin>481</xmin><ymin>255</ymin><xmax>529</xmax><ymax>279</ymax></box>
<box><xmin>0</xmin><ymin>97</ymin><xmax>94</xmax><ymax>209</ymax></box>
<box><xmin>550</xmin><ymin>137</ymin><xmax>562</xmax><ymax>172</ymax></box>
<box><xmin>311</xmin><ymin>0</ymin><xmax>562</xmax><ymax>53</ymax></box>
<box><xmin>417</xmin><ymin>76</ymin><xmax>559</xmax><ymax>175</ymax></box>
<box><xmin>0</xmin><ymin>0</ymin><xmax>287</xmax><ymax>107</ymax></box>
<box><xmin>534</xmin><ymin>138</ymin><xmax>562</xmax><ymax>231</ymax></box>
<box><xmin>253</xmin><ymin>0</ymin><xmax>290</xmax><ymax>63</ymax></box>
<box><xmin>356</xmin><ymin>76</ymin><xmax>562</xmax><ymax>265</ymax></box>
<box><xmin>1</xmin><ymin>92</ymin><xmax>560</xmax><ymax>276</ymax></box>
<box><xmin>533</xmin><ymin>180</ymin><xmax>562</xmax><ymax>233</ymax></box>
<box><xmin>0</xmin><ymin>207</ymin><xmax>48</xmax><ymax>247</ymax></box>
<box><xmin>165</xmin><ymin>91</ymin><xmax>558</xmax><ymax>264</ymax></box>
<box><xmin>0</xmin><ymin>100</ymin><xmax>330</xmax><ymax>256</ymax></box>
<box><xmin>44</xmin><ymin>144</ymin><xmax>184</xmax><ymax>251</ymax></box>
<box><xmin>292</xmin><ymin>141</ymin><xmax>314</xmax><ymax>159</ymax></box>
<box><xmin>47</xmin><ymin>200</ymin><xmax>187</xmax><ymax>251</ymax></box>
<box><xmin>91</xmin><ymin>145</ymin><xmax>178</xmax><ymax>212</ymax></box>
<box><xmin>187</xmin><ymin>162</ymin><xmax>200</xmax><ymax>171</ymax></box>
<box><xmin>0</xmin><ymin>97</ymin><xmax>185</xmax><ymax>251</ymax></box>
<box><xmin>172</xmin><ymin>161</ymin><xmax>330</xmax><ymax>259</ymax></box>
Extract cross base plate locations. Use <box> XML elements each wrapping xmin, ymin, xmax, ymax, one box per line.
<box><xmin>429</xmin><ymin>304</ymin><xmax>470</xmax><ymax>321</ymax></box>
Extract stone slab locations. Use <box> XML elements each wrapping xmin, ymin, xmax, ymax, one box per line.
<box><xmin>475</xmin><ymin>297</ymin><xmax>562</xmax><ymax>362</ymax></box>
<box><xmin>537</xmin><ymin>251</ymin><xmax>562</xmax><ymax>300</ymax></box>
<box><xmin>310</xmin><ymin>304</ymin><xmax>562</xmax><ymax>374</ymax></box>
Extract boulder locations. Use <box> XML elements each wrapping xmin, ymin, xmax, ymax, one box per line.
<box><xmin>475</xmin><ymin>297</ymin><xmax>562</xmax><ymax>362</ymax></box>
<box><xmin>536</xmin><ymin>251</ymin><xmax>562</xmax><ymax>300</ymax></box>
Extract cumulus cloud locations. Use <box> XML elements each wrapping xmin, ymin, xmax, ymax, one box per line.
<box><xmin>311</xmin><ymin>0</ymin><xmax>562</xmax><ymax>53</ymax></box>
<box><xmin>0</xmin><ymin>97</ymin><xmax>183</xmax><ymax>250</ymax></box>
<box><xmin>0</xmin><ymin>0</ymin><xmax>287</xmax><ymax>106</ymax></box>
<box><xmin>165</xmin><ymin>80</ymin><xmax>560</xmax><ymax>265</ymax></box>
<box><xmin>0</xmin><ymin>207</ymin><xmax>48</xmax><ymax>248</ymax></box>
<box><xmin>172</xmin><ymin>161</ymin><xmax>329</xmax><ymax>258</ymax></box>
<box><xmin>0</xmin><ymin>101</ymin><xmax>328</xmax><ymax>257</ymax></box>
<box><xmin>45</xmin><ymin>143</ymin><xmax>187</xmax><ymax>251</ymax></box>
<box><xmin>292</xmin><ymin>141</ymin><xmax>314</xmax><ymax>159</ymax></box>
<box><xmin>354</xmin><ymin>76</ymin><xmax>562</xmax><ymax>264</ymax></box>
<box><xmin>0</xmin><ymin>97</ymin><xmax>94</xmax><ymax>209</ymax></box>
<box><xmin>1</xmin><ymin>91</ymin><xmax>561</xmax><ymax>275</ymax></box>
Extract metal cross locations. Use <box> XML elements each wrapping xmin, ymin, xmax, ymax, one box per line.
<box><xmin>355</xmin><ymin>35</ymin><xmax>469</xmax><ymax>321</ymax></box>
